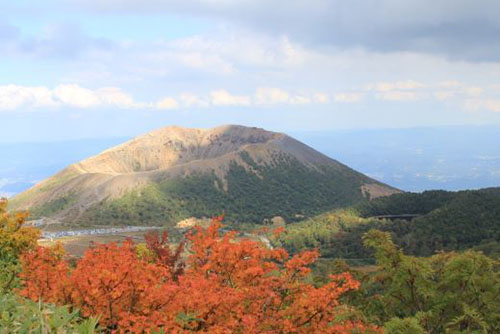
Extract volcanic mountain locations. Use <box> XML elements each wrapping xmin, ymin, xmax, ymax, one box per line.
<box><xmin>10</xmin><ymin>125</ymin><xmax>399</xmax><ymax>227</ymax></box>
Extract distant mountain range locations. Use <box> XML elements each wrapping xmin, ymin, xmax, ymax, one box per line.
<box><xmin>9</xmin><ymin>125</ymin><xmax>398</xmax><ymax>227</ymax></box>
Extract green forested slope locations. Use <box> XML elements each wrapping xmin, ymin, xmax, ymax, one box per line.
<box><xmin>355</xmin><ymin>190</ymin><xmax>456</xmax><ymax>216</ymax></box>
<box><xmin>278</xmin><ymin>188</ymin><xmax>500</xmax><ymax>260</ymax></box>
<box><xmin>74</xmin><ymin>155</ymin><xmax>373</xmax><ymax>227</ymax></box>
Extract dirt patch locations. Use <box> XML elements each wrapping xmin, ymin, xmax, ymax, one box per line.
<box><xmin>361</xmin><ymin>183</ymin><xmax>401</xmax><ymax>199</ymax></box>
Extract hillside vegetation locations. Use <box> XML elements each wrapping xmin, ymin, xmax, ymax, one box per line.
<box><xmin>74</xmin><ymin>155</ymin><xmax>371</xmax><ymax>226</ymax></box>
<box><xmin>278</xmin><ymin>188</ymin><xmax>500</xmax><ymax>260</ymax></box>
<box><xmin>2</xmin><ymin>200</ymin><xmax>498</xmax><ymax>333</ymax></box>
<box><xmin>359</xmin><ymin>231</ymin><xmax>499</xmax><ymax>333</ymax></box>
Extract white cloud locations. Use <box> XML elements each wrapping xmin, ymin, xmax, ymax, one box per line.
<box><xmin>156</xmin><ymin>97</ymin><xmax>179</xmax><ymax>110</ymax></box>
<box><xmin>97</xmin><ymin>87</ymin><xmax>138</xmax><ymax>108</ymax></box>
<box><xmin>4</xmin><ymin>79</ymin><xmax>498</xmax><ymax>115</ymax></box>
<box><xmin>179</xmin><ymin>93</ymin><xmax>197</xmax><ymax>107</ymax></box>
<box><xmin>363</xmin><ymin>80</ymin><xmax>429</xmax><ymax>102</ymax></box>
<box><xmin>463</xmin><ymin>99</ymin><xmax>482</xmax><ymax>111</ymax></box>
<box><xmin>289</xmin><ymin>95</ymin><xmax>311</xmax><ymax>105</ymax></box>
<box><xmin>176</xmin><ymin>52</ymin><xmax>234</xmax><ymax>74</ymax></box>
<box><xmin>434</xmin><ymin>91</ymin><xmax>454</xmax><ymax>100</ymax></box>
<box><xmin>144</xmin><ymin>32</ymin><xmax>308</xmax><ymax>79</ymax></box>
<box><xmin>331</xmin><ymin>80</ymin><xmax>498</xmax><ymax>105</ymax></box>
<box><xmin>370</xmin><ymin>80</ymin><xmax>425</xmax><ymax>92</ymax></box>
<box><xmin>0</xmin><ymin>84</ymin><xmax>139</xmax><ymax>111</ymax></box>
<box><xmin>210</xmin><ymin>89</ymin><xmax>251</xmax><ymax>106</ymax></box>
<box><xmin>465</xmin><ymin>99</ymin><xmax>500</xmax><ymax>113</ymax></box>
<box><xmin>179</xmin><ymin>93</ymin><xmax>209</xmax><ymax>108</ymax></box>
<box><xmin>376</xmin><ymin>91</ymin><xmax>420</xmax><ymax>101</ymax></box>
<box><xmin>73</xmin><ymin>0</ymin><xmax>500</xmax><ymax>63</ymax></box>
<box><xmin>254</xmin><ymin>88</ymin><xmax>331</xmax><ymax>105</ymax></box>
<box><xmin>0</xmin><ymin>85</ymin><xmax>57</xmax><ymax>110</ymax></box>
<box><xmin>6</xmin><ymin>23</ymin><xmax>495</xmax><ymax>121</ymax></box>
<box><xmin>255</xmin><ymin>87</ymin><xmax>290</xmax><ymax>104</ymax></box>
<box><xmin>3</xmin><ymin>3</ymin><xmax>500</xmax><ymax>132</ymax></box>
<box><xmin>312</xmin><ymin>93</ymin><xmax>329</xmax><ymax>104</ymax></box>
<box><xmin>334</xmin><ymin>92</ymin><xmax>363</xmax><ymax>103</ymax></box>
<box><xmin>463</xmin><ymin>86</ymin><xmax>483</xmax><ymax>97</ymax></box>
<box><xmin>438</xmin><ymin>80</ymin><xmax>462</xmax><ymax>88</ymax></box>
<box><xmin>486</xmin><ymin>100</ymin><xmax>500</xmax><ymax>112</ymax></box>
<box><xmin>53</xmin><ymin>84</ymin><xmax>101</xmax><ymax>108</ymax></box>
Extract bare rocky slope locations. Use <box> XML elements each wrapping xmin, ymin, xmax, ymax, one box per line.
<box><xmin>11</xmin><ymin>125</ymin><xmax>399</xmax><ymax>227</ymax></box>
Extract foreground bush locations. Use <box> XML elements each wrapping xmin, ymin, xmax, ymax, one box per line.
<box><xmin>0</xmin><ymin>198</ymin><xmax>40</xmax><ymax>293</ymax></box>
<box><xmin>0</xmin><ymin>292</ymin><xmax>100</xmax><ymax>334</ymax></box>
<box><xmin>362</xmin><ymin>230</ymin><xmax>500</xmax><ymax>333</ymax></box>
<box><xmin>20</xmin><ymin>222</ymin><xmax>379</xmax><ymax>333</ymax></box>
<box><xmin>0</xmin><ymin>200</ymin><xmax>100</xmax><ymax>333</ymax></box>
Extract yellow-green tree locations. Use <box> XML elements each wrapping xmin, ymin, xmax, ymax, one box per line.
<box><xmin>0</xmin><ymin>198</ymin><xmax>40</xmax><ymax>292</ymax></box>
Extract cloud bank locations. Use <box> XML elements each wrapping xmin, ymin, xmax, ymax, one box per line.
<box><xmin>0</xmin><ymin>85</ymin><xmax>330</xmax><ymax>111</ymax></box>
<box><xmin>0</xmin><ymin>84</ymin><xmax>138</xmax><ymax>110</ymax></box>
<box><xmin>73</xmin><ymin>0</ymin><xmax>500</xmax><ymax>62</ymax></box>
<box><xmin>1</xmin><ymin>0</ymin><xmax>500</xmax><ymax>139</ymax></box>
<box><xmin>3</xmin><ymin>80</ymin><xmax>499</xmax><ymax>114</ymax></box>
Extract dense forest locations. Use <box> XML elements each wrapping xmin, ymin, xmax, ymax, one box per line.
<box><xmin>278</xmin><ymin>188</ymin><xmax>500</xmax><ymax>261</ymax></box>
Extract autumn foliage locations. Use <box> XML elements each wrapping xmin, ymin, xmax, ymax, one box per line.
<box><xmin>0</xmin><ymin>198</ymin><xmax>40</xmax><ymax>292</ymax></box>
<box><xmin>20</xmin><ymin>220</ymin><xmax>379</xmax><ymax>333</ymax></box>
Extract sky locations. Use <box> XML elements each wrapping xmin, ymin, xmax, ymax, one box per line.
<box><xmin>2</xmin><ymin>0</ymin><xmax>500</xmax><ymax>142</ymax></box>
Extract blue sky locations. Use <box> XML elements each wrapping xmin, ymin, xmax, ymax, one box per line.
<box><xmin>2</xmin><ymin>0</ymin><xmax>500</xmax><ymax>142</ymax></box>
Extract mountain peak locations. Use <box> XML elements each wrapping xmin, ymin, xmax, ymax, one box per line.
<box><xmin>11</xmin><ymin>124</ymin><xmax>399</xmax><ymax>226</ymax></box>
<box><xmin>72</xmin><ymin>125</ymin><xmax>283</xmax><ymax>175</ymax></box>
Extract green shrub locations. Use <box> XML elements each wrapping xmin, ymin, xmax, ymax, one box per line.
<box><xmin>0</xmin><ymin>293</ymin><xmax>100</xmax><ymax>334</ymax></box>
